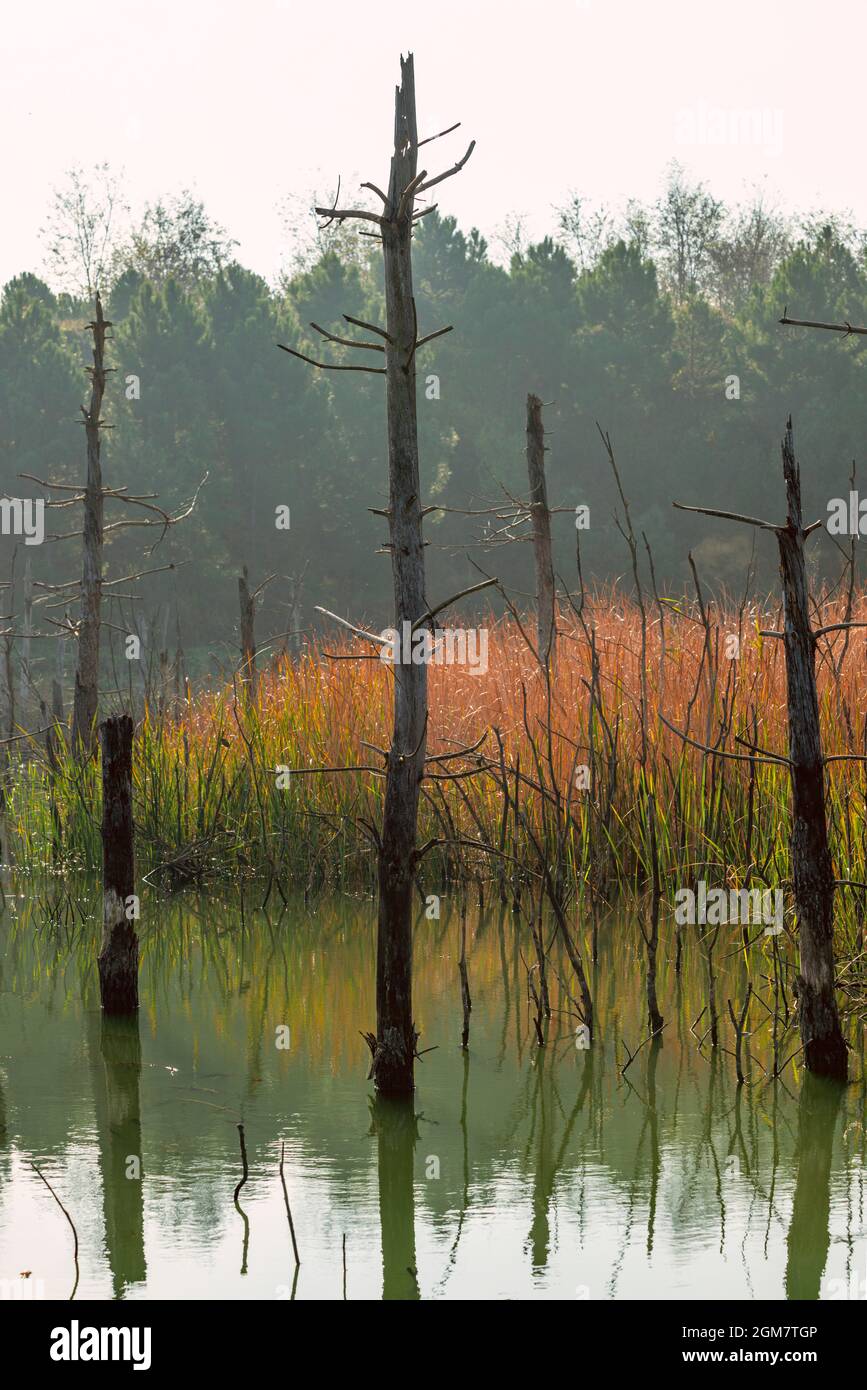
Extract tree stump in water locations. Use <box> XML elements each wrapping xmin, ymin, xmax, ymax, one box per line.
<box><xmin>98</xmin><ymin>714</ymin><xmax>138</xmax><ymax>1014</ymax></box>
<box><xmin>777</xmin><ymin>423</ymin><xmax>847</xmax><ymax>1080</ymax></box>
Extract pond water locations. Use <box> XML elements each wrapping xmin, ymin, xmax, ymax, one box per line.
<box><xmin>0</xmin><ymin>886</ymin><xmax>864</xmax><ymax>1301</ymax></box>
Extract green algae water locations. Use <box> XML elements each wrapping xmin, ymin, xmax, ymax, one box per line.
<box><xmin>0</xmin><ymin>886</ymin><xmax>864</xmax><ymax>1301</ymax></box>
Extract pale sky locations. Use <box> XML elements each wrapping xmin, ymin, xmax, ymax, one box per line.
<box><xmin>3</xmin><ymin>0</ymin><xmax>864</xmax><ymax>288</ymax></box>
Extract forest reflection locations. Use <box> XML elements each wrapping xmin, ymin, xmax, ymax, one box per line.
<box><xmin>0</xmin><ymin>886</ymin><xmax>864</xmax><ymax>1300</ymax></box>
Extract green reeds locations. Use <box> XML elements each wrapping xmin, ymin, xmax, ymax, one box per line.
<box><xmin>1</xmin><ymin>591</ymin><xmax>864</xmax><ymax>960</ymax></box>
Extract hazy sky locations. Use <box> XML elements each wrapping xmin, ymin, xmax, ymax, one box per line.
<box><xmin>3</xmin><ymin>0</ymin><xmax>864</xmax><ymax>288</ymax></box>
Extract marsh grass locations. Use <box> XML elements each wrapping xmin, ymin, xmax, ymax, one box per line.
<box><xmin>2</xmin><ymin>587</ymin><xmax>865</xmax><ymax>972</ymax></box>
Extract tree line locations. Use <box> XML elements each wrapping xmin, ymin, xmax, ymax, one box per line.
<box><xmin>3</xmin><ymin>167</ymin><xmax>867</xmax><ymax>679</ymax></box>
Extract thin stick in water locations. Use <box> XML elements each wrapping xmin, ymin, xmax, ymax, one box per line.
<box><xmin>279</xmin><ymin>1141</ymin><xmax>301</xmax><ymax>1265</ymax></box>
<box><xmin>31</xmin><ymin>1161</ymin><xmax>79</xmax><ymax>1300</ymax></box>
<box><xmin>233</xmin><ymin>1122</ymin><xmax>249</xmax><ymax>1203</ymax></box>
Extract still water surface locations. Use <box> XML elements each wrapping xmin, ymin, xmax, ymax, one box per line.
<box><xmin>0</xmin><ymin>887</ymin><xmax>864</xmax><ymax>1300</ymax></box>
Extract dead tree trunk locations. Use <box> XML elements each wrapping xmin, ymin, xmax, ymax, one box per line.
<box><xmin>372</xmin><ymin>55</ymin><xmax>428</xmax><ymax>1095</ymax></box>
<box><xmin>777</xmin><ymin>422</ymin><xmax>847</xmax><ymax>1079</ymax></box>
<box><xmin>98</xmin><ymin>713</ymin><xmax>138</xmax><ymax>1014</ymax></box>
<box><xmin>238</xmin><ymin>566</ymin><xmax>257</xmax><ymax>701</ymax></box>
<box><xmin>18</xmin><ymin>556</ymin><xmax>32</xmax><ymax>709</ymax></box>
<box><xmin>288</xmin><ymin>565</ymin><xmax>307</xmax><ymax>659</ymax></box>
<box><xmin>278</xmin><ymin>51</ymin><xmax>474</xmax><ymax>1094</ymax></box>
<box><xmin>1</xmin><ymin>635</ymin><xmax>13</xmax><ymax>748</ymax></box>
<box><xmin>134</xmin><ymin>613</ymin><xmax>148</xmax><ymax>709</ymax></box>
<box><xmin>645</xmin><ymin>793</ymin><xmax>664</xmax><ymax>1034</ymax></box>
<box><xmin>71</xmin><ymin>296</ymin><xmax>110</xmax><ymax>755</ymax></box>
<box><xmin>526</xmin><ymin>393</ymin><xmax>555</xmax><ymax>667</ymax></box>
<box><xmin>1</xmin><ymin>551</ymin><xmax>17</xmax><ymax>750</ymax></box>
<box><xmin>40</xmin><ymin>693</ymin><xmax>64</xmax><ymax>860</ymax></box>
<box><xmin>673</xmin><ymin>415</ymin><xmax>848</xmax><ymax>1080</ymax></box>
<box><xmin>52</xmin><ymin>618</ymin><xmax>66</xmax><ymax>726</ymax></box>
<box><xmin>1</xmin><ymin>567</ymin><xmax>15</xmax><ymax>754</ymax></box>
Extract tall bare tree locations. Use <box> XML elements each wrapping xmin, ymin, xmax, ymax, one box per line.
<box><xmin>71</xmin><ymin>296</ymin><xmax>110</xmax><ymax>753</ymax></box>
<box><xmin>24</xmin><ymin>300</ymin><xmax>205</xmax><ymax>751</ymax></box>
<box><xmin>280</xmin><ymin>53</ymin><xmax>475</xmax><ymax>1093</ymax></box>
<box><xmin>674</xmin><ymin>418</ymin><xmax>851</xmax><ymax>1079</ymax></box>
<box><xmin>526</xmin><ymin>394</ymin><xmax>555</xmax><ymax>668</ymax></box>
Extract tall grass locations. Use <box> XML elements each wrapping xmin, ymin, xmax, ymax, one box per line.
<box><xmin>4</xmin><ymin>585</ymin><xmax>866</xmax><ymax>956</ymax></box>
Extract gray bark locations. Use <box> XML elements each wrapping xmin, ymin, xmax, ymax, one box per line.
<box><xmin>71</xmin><ymin>296</ymin><xmax>110</xmax><ymax>755</ymax></box>
<box><xmin>238</xmin><ymin>566</ymin><xmax>257</xmax><ymax>701</ymax></box>
<box><xmin>371</xmin><ymin>54</ymin><xmax>427</xmax><ymax>1094</ymax></box>
<box><xmin>18</xmin><ymin>555</ymin><xmax>32</xmax><ymax>707</ymax></box>
<box><xmin>1</xmin><ymin>630</ymin><xmax>13</xmax><ymax>746</ymax></box>
<box><xmin>288</xmin><ymin>570</ymin><xmax>305</xmax><ymax>658</ymax></box>
<box><xmin>174</xmin><ymin>643</ymin><xmax>185</xmax><ymax>718</ymax></box>
<box><xmin>526</xmin><ymin>393</ymin><xmax>555</xmax><ymax>667</ymax></box>
<box><xmin>52</xmin><ymin>618</ymin><xmax>66</xmax><ymax>725</ymax></box>
<box><xmin>98</xmin><ymin>713</ymin><xmax>138</xmax><ymax>1013</ymax></box>
<box><xmin>1</xmin><ymin>552</ymin><xmax>16</xmax><ymax>750</ymax></box>
<box><xmin>777</xmin><ymin>420</ymin><xmax>847</xmax><ymax>1079</ymax></box>
<box><xmin>280</xmin><ymin>53</ymin><xmax>473</xmax><ymax>1091</ymax></box>
<box><xmin>135</xmin><ymin>614</ymin><xmax>148</xmax><ymax>708</ymax></box>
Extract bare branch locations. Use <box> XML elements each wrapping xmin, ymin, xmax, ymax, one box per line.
<box><xmin>314</xmin><ymin>174</ymin><xmax>384</xmax><ymax>228</ymax></box>
<box><xmin>396</xmin><ymin>169</ymin><xmax>428</xmax><ymax>222</ymax></box>
<box><xmin>413</xmin><ymin>576</ymin><xmax>498</xmax><ymax>630</ymax></box>
<box><xmin>416</xmin><ymin>140</ymin><xmax>476</xmax><ymax>195</ymax></box>
<box><xmin>343</xmin><ymin>313</ymin><xmax>392</xmax><ymax>343</ymax></box>
<box><xmin>310</xmin><ymin>322</ymin><xmax>384</xmax><ymax>353</ymax></box>
<box><xmin>314</xmin><ymin>205</ymin><xmax>383</xmax><ymax>227</ymax></box>
<box><xmin>779</xmin><ymin>310</ymin><xmax>867</xmax><ymax>337</ymax></box>
<box><xmin>277</xmin><ymin>762</ymin><xmax>385</xmax><ymax>777</ymax></box>
<box><xmin>424</xmin><ymin>733</ymin><xmax>488</xmax><ymax>764</ymax></box>
<box><xmin>815</xmin><ymin>620</ymin><xmax>867</xmax><ymax>638</ymax></box>
<box><xmin>673</xmin><ymin>501</ymin><xmax>780</xmax><ymax>532</ymax></box>
<box><xmin>277</xmin><ymin>343</ymin><xmax>385</xmax><ymax>375</ymax></box>
<box><xmin>314</xmin><ymin>606</ymin><xmax>384</xmax><ymax>650</ymax></box>
<box><xmin>416</xmin><ymin>121</ymin><xmax>461</xmax><ymax>149</ymax></box>
<box><xmin>659</xmin><ymin>712</ymin><xmax>792</xmax><ymax>766</ymax></box>
<box><xmin>360</xmin><ymin>182</ymin><xmax>389</xmax><ymax>206</ymax></box>
<box><xmin>415</xmin><ymin>325</ymin><xmax>453</xmax><ymax>349</ymax></box>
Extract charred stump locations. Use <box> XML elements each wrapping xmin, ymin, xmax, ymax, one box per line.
<box><xmin>72</xmin><ymin>296</ymin><xmax>110</xmax><ymax>756</ymax></box>
<box><xmin>98</xmin><ymin>714</ymin><xmax>138</xmax><ymax>1014</ymax></box>
<box><xmin>238</xmin><ymin>566</ymin><xmax>257</xmax><ymax>702</ymax></box>
<box><xmin>777</xmin><ymin>421</ymin><xmax>847</xmax><ymax>1079</ymax></box>
<box><xmin>526</xmin><ymin>393</ymin><xmax>556</xmax><ymax>668</ymax></box>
